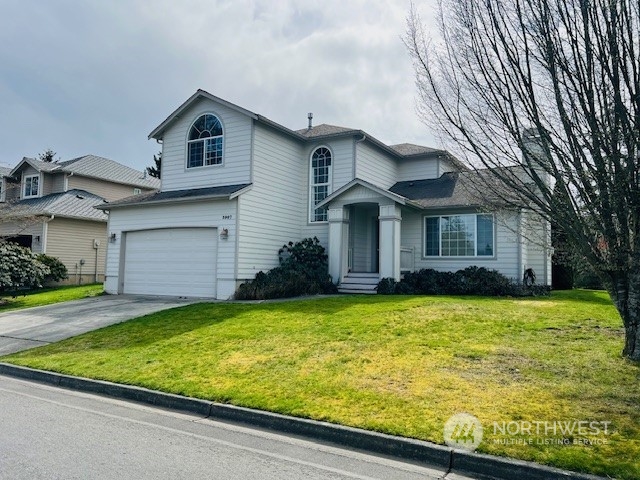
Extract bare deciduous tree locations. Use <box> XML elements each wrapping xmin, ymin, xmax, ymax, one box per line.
<box><xmin>405</xmin><ymin>0</ymin><xmax>640</xmax><ymax>360</ymax></box>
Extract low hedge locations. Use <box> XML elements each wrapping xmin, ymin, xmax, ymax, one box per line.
<box><xmin>377</xmin><ymin>266</ymin><xmax>551</xmax><ymax>297</ymax></box>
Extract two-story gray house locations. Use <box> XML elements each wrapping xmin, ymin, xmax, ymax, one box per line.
<box><xmin>98</xmin><ymin>90</ymin><xmax>551</xmax><ymax>298</ymax></box>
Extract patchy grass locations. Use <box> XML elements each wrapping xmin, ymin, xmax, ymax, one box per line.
<box><xmin>0</xmin><ymin>284</ymin><xmax>103</xmax><ymax>312</ymax></box>
<box><xmin>1</xmin><ymin>290</ymin><xmax>638</xmax><ymax>479</ymax></box>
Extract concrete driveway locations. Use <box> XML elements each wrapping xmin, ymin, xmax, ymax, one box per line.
<box><xmin>0</xmin><ymin>295</ymin><xmax>201</xmax><ymax>356</ymax></box>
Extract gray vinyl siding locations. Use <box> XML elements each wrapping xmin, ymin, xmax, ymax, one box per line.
<box><xmin>67</xmin><ymin>176</ymin><xmax>152</xmax><ymax>202</ymax></box>
<box><xmin>398</xmin><ymin>158</ymin><xmax>439</xmax><ymax>181</ymax></box>
<box><xmin>237</xmin><ymin>124</ymin><xmax>307</xmax><ymax>280</ymax></box>
<box><xmin>49</xmin><ymin>173</ymin><xmax>66</xmax><ymax>193</ymax></box>
<box><xmin>521</xmin><ymin>211</ymin><xmax>551</xmax><ymax>285</ymax></box>
<box><xmin>45</xmin><ymin>218</ymin><xmax>107</xmax><ymax>282</ymax></box>
<box><xmin>355</xmin><ymin>142</ymin><xmax>397</xmax><ymax>188</ymax></box>
<box><xmin>400</xmin><ymin>208</ymin><xmax>521</xmax><ymax>281</ymax></box>
<box><xmin>438</xmin><ymin>159</ymin><xmax>459</xmax><ymax>175</ymax></box>
<box><xmin>160</xmin><ymin>98</ymin><xmax>252</xmax><ymax>192</ymax></box>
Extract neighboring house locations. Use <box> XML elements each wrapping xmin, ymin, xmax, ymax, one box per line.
<box><xmin>99</xmin><ymin>89</ymin><xmax>552</xmax><ymax>299</ymax></box>
<box><xmin>0</xmin><ymin>155</ymin><xmax>160</xmax><ymax>284</ymax></box>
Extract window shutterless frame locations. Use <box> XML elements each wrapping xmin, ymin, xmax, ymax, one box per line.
<box><xmin>424</xmin><ymin>213</ymin><xmax>494</xmax><ymax>257</ymax></box>
<box><xmin>309</xmin><ymin>146</ymin><xmax>332</xmax><ymax>223</ymax></box>
<box><xmin>186</xmin><ymin>114</ymin><xmax>224</xmax><ymax>169</ymax></box>
<box><xmin>23</xmin><ymin>174</ymin><xmax>40</xmax><ymax>198</ymax></box>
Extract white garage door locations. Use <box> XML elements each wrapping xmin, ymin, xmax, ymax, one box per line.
<box><xmin>123</xmin><ymin>228</ymin><xmax>217</xmax><ymax>297</ymax></box>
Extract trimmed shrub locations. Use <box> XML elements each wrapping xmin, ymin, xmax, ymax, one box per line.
<box><xmin>37</xmin><ymin>254</ymin><xmax>68</xmax><ymax>284</ymax></box>
<box><xmin>235</xmin><ymin>237</ymin><xmax>337</xmax><ymax>300</ymax></box>
<box><xmin>378</xmin><ymin>266</ymin><xmax>551</xmax><ymax>297</ymax></box>
<box><xmin>0</xmin><ymin>242</ymin><xmax>50</xmax><ymax>293</ymax></box>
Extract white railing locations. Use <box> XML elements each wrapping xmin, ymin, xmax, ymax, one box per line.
<box><xmin>400</xmin><ymin>246</ymin><xmax>414</xmax><ymax>273</ymax></box>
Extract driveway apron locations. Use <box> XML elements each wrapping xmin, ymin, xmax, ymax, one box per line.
<box><xmin>0</xmin><ymin>295</ymin><xmax>200</xmax><ymax>355</ymax></box>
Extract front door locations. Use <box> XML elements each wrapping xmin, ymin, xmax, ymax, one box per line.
<box><xmin>348</xmin><ymin>204</ymin><xmax>379</xmax><ymax>273</ymax></box>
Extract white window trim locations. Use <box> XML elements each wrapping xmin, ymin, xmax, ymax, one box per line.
<box><xmin>308</xmin><ymin>145</ymin><xmax>332</xmax><ymax>223</ymax></box>
<box><xmin>423</xmin><ymin>213</ymin><xmax>495</xmax><ymax>258</ymax></box>
<box><xmin>185</xmin><ymin>113</ymin><xmax>225</xmax><ymax>170</ymax></box>
<box><xmin>23</xmin><ymin>174</ymin><xmax>40</xmax><ymax>199</ymax></box>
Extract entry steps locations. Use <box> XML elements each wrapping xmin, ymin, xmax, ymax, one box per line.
<box><xmin>338</xmin><ymin>273</ymin><xmax>379</xmax><ymax>294</ymax></box>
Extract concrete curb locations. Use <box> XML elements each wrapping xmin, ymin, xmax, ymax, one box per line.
<box><xmin>0</xmin><ymin>363</ymin><xmax>606</xmax><ymax>480</ymax></box>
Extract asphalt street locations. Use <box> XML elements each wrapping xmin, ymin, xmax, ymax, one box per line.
<box><xmin>0</xmin><ymin>375</ymin><xmax>470</xmax><ymax>480</ymax></box>
<box><xmin>0</xmin><ymin>295</ymin><xmax>199</xmax><ymax>355</ymax></box>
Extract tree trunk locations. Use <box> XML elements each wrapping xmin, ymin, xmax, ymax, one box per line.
<box><xmin>611</xmin><ymin>271</ymin><xmax>640</xmax><ymax>361</ymax></box>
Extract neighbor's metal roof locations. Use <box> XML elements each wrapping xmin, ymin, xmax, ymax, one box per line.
<box><xmin>1</xmin><ymin>189</ymin><xmax>107</xmax><ymax>221</ymax></box>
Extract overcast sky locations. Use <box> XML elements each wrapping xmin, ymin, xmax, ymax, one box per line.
<box><xmin>0</xmin><ymin>1</ymin><xmax>440</xmax><ymax>172</ymax></box>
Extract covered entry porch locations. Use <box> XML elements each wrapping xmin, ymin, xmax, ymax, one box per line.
<box><xmin>318</xmin><ymin>179</ymin><xmax>415</xmax><ymax>293</ymax></box>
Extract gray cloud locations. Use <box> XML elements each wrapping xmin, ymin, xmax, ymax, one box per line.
<box><xmin>0</xmin><ymin>0</ymin><xmax>439</xmax><ymax>171</ymax></box>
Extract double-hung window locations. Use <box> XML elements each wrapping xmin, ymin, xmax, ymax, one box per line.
<box><xmin>424</xmin><ymin>214</ymin><xmax>494</xmax><ymax>257</ymax></box>
<box><xmin>24</xmin><ymin>175</ymin><xmax>39</xmax><ymax>198</ymax></box>
<box><xmin>187</xmin><ymin>114</ymin><xmax>223</xmax><ymax>168</ymax></box>
<box><xmin>309</xmin><ymin>147</ymin><xmax>332</xmax><ymax>222</ymax></box>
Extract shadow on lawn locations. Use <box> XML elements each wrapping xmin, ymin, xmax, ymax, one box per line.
<box><xmin>552</xmin><ymin>289</ymin><xmax>614</xmax><ymax>306</ymax></box>
<box><xmin>9</xmin><ymin>295</ymin><xmax>420</xmax><ymax>355</ymax></box>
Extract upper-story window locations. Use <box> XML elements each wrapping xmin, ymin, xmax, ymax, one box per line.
<box><xmin>187</xmin><ymin>114</ymin><xmax>223</xmax><ymax>168</ymax></box>
<box><xmin>24</xmin><ymin>174</ymin><xmax>39</xmax><ymax>198</ymax></box>
<box><xmin>309</xmin><ymin>147</ymin><xmax>332</xmax><ymax>222</ymax></box>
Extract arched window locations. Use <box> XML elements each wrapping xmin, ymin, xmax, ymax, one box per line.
<box><xmin>309</xmin><ymin>147</ymin><xmax>332</xmax><ymax>222</ymax></box>
<box><xmin>187</xmin><ymin>114</ymin><xmax>223</xmax><ymax>168</ymax></box>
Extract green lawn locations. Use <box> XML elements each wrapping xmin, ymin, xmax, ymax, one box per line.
<box><xmin>0</xmin><ymin>284</ymin><xmax>103</xmax><ymax>312</ymax></box>
<box><xmin>2</xmin><ymin>290</ymin><xmax>638</xmax><ymax>479</ymax></box>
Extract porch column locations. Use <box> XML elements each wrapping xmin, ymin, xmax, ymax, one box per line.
<box><xmin>379</xmin><ymin>204</ymin><xmax>401</xmax><ymax>281</ymax></box>
<box><xmin>328</xmin><ymin>207</ymin><xmax>349</xmax><ymax>284</ymax></box>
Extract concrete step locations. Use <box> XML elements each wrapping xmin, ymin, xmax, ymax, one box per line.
<box><xmin>338</xmin><ymin>273</ymin><xmax>380</xmax><ymax>294</ymax></box>
<box><xmin>337</xmin><ymin>288</ymin><xmax>377</xmax><ymax>295</ymax></box>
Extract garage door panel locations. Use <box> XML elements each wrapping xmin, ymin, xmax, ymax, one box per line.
<box><xmin>123</xmin><ymin>228</ymin><xmax>217</xmax><ymax>297</ymax></box>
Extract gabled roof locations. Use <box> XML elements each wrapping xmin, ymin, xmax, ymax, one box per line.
<box><xmin>8</xmin><ymin>155</ymin><xmax>160</xmax><ymax>189</ymax></box>
<box><xmin>9</xmin><ymin>157</ymin><xmax>60</xmax><ymax>177</ymax></box>
<box><xmin>96</xmin><ymin>184</ymin><xmax>252</xmax><ymax>210</ymax></box>
<box><xmin>149</xmin><ymin>89</ymin><xmax>468</xmax><ymax>169</ymax></box>
<box><xmin>0</xmin><ymin>189</ymin><xmax>107</xmax><ymax>221</ymax></box>
<box><xmin>315</xmin><ymin>178</ymin><xmax>420</xmax><ymax>210</ymax></box>
<box><xmin>149</xmin><ymin>89</ymin><xmax>260</xmax><ymax>140</ymax></box>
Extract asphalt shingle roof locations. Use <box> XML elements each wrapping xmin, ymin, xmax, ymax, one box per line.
<box><xmin>0</xmin><ymin>166</ymin><xmax>11</xmax><ymax>177</ymax></box>
<box><xmin>97</xmin><ymin>184</ymin><xmax>252</xmax><ymax>209</ymax></box>
<box><xmin>296</xmin><ymin>124</ymin><xmax>359</xmax><ymax>138</ymax></box>
<box><xmin>389</xmin><ymin>171</ymin><xmax>505</xmax><ymax>209</ymax></box>
<box><xmin>389</xmin><ymin>143</ymin><xmax>441</xmax><ymax>156</ymax></box>
<box><xmin>0</xmin><ymin>189</ymin><xmax>107</xmax><ymax>221</ymax></box>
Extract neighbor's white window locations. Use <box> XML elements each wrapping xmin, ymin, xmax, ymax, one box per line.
<box><xmin>424</xmin><ymin>214</ymin><xmax>494</xmax><ymax>257</ymax></box>
<box><xmin>187</xmin><ymin>113</ymin><xmax>223</xmax><ymax>168</ymax></box>
<box><xmin>309</xmin><ymin>147</ymin><xmax>332</xmax><ymax>222</ymax></box>
<box><xmin>24</xmin><ymin>174</ymin><xmax>39</xmax><ymax>198</ymax></box>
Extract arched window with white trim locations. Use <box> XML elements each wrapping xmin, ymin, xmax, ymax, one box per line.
<box><xmin>187</xmin><ymin>114</ymin><xmax>223</xmax><ymax>168</ymax></box>
<box><xmin>309</xmin><ymin>146</ymin><xmax>332</xmax><ymax>222</ymax></box>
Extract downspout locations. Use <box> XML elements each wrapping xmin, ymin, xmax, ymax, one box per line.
<box><xmin>42</xmin><ymin>214</ymin><xmax>55</xmax><ymax>254</ymax></box>
<box><xmin>517</xmin><ymin>209</ymin><xmax>523</xmax><ymax>283</ymax></box>
<box><xmin>353</xmin><ymin>133</ymin><xmax>366</xmax><ymax>178</ymax></box>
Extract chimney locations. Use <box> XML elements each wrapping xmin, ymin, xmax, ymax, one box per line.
<box><xmin>307</xmin><ymin>112</ymin><xmax>313</xmax><ymax>130</ymax></box>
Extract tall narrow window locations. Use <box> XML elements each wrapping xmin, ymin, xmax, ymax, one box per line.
<box><xmin>24</xmin><ymin>175</ymin><xmax>39</xmax><ymax>198</ymax></box>
<box><xmin>310</xmin><ymin>147</ymin><xmax>332</xmax><ymax>222</ymax></box>
<box><xmin>187</xmin><ymin>114</ymin><xmax>223</xmax><ymax>168</ymax></box>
